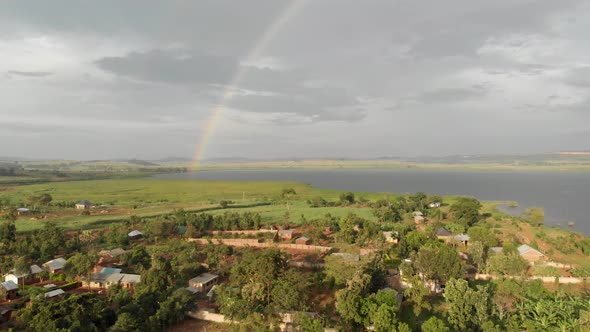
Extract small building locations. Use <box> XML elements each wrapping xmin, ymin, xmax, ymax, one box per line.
<box><xmin>85</xmin><ymin>273</ymin><xmax>141</xmax><ymax>290</ymax></box>
<box><xmin>4</xmin><ymin>265</ymin><xmax>43</xmax><ymax>285</ymax></box>
<box><xmin>189</xmin><ymin>273</ymin><xmax>218</xmax><ymax>293</ymax></box>
<box><xmin>128</xmin><ymin>230</ymin><xmax>143</xmax><ymax>239</ymax></box>
<box><xmin>452</xmin><ymin>234</ymin><xmax>470</xmax><ymax>246</ymax></box>
<box><xmin>75</xmin><ymin>200</ymin><xmax>93</xmax><ymax>210</ymax></box>
<box><xmin>43</xmin><ymin>257</ymin><xmax>67</xmax><ymax>273</ymax></box>
<box><xmin>489</xmin><ymin>247</ymin><xmax>503</xmax><ymax>254</ymax></box>
<box><xmin>435</xmin><ymin>227</ymin><xmax>453</xmax><ymax>241</ymax></box>
<box><xmin>518</xmin><ymin>244</ymin><xmax>546</xmax><ymax>262</ymax></box>
<box><xmin>0</xmin><ymin>280</ymin><xmax>19</xmax><ymax>301</ymax></box>
<box><xmin>383</xmin><ymin>231</ymin><xmax>399</xmax><ymax>244</ymax></box>
<box><xmin>100</xmin><ymin>267</ymin><xmax>122</xmax><ymax>275</ymax></box>
<box><xmin>295</xmin><ymin>236</ymin><xmax>312</xmax><ymax>245</ymax></box>
<box><xmin>278</xmin><ymin>229</ymin><xmax>300</xmax><ymax>240</ymax></box>
<box><xmin>429</xmin><ymin>202</ymin><xmax>441</xmax><ymax>208</ymax></box>
<box><xmin>99</xmin><ymin>248</ymin><xmax>126</xmax><ymax>258</ymax></box>
<box><xmin>16</xmin><ymin>208</ymin><xmax>30</xmax><ymax>215</ymax></box>
<box><xmin>0</xmin><ymin>306</ymin><xmax>12</xmax><ymax>322</ymax></box>
<box><xmin>414</xmin><ymin>215</ymin><xmax>425</xmax><ymax>224</ymax></box>
<box><xmin>413</xmin><ymin>211</ymin><xmax>423</xmax><ymax>217</ymax></box>
<box><xmin>44</xmin><ymin>289</ymin><xmax>65</xmax><ymax>299</ymax></box>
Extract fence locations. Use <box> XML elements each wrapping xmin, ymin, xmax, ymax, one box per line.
<box><xmin>188</xmin><ymin>238</ymin><xmax>332</xmax><ymax>252</ymax></box>
<box><xmin>187</xmin><ymin>310</ymin><xmax>236</xmax><ymax>324</ymax></box>
<box><xmin>474</xmin><ymin>274</ymin><xmax>587</xmax><ymax>284</ymax></box>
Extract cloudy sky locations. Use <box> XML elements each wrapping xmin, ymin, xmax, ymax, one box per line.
<box><xmin>1</xmin><ymin>0</ymin><xmax>589</xmax><ymax>160</ymax></box>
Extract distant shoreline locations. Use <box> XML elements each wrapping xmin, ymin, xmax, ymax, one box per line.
<box><xmin>190</xmin><ymin>160</ymin><xmax>590</xmax><ymax>172</ymax></box>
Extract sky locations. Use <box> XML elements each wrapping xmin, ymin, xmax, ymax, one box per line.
<box><xmin>1</xmin><ymin>0</ymin><xmax>589</xmax><ymax>160</ymax></box>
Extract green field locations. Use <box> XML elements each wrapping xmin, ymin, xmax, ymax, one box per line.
<box><xmin>5</xmin><ymin>178</ymin><xmax>403</xmax><ymax>232</ymax></box>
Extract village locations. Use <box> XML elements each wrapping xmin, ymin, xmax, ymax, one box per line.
<box><xmin>1</xmin><ymin>191</ymin><xmax>589</xmax><ymax>331</ymax></box>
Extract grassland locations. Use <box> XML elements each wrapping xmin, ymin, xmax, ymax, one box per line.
<box><xmin>4</xmin><ymin>178</ymin><xmax>403</xmax><ymax>232</ymax></box>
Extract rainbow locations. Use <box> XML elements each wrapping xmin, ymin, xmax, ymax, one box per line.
<box><xmin>191</xmin><ymin>0</ymin><xmax>308</xmax><ymax>170</ymax></box>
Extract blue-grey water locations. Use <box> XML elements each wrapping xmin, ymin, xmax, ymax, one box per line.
<box><xmin>154</xmin><ymin>169</ymin><xmax>590</xmax><ymax>234</ymax></box>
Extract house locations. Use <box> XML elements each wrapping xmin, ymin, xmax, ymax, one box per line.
<box><xmin>414</xmin><ymin>215</ymin><xmax>425</xmax><ymax>224</ymax></box>
<box><xmin>435</xmin><ymin>227</ymin><xmax>453</xmax><ymax>241</ymax></box>
<box><xmin>4</xmin><ymin>265</ymin><xmax>43</xmax><ymax>285</ymax></box>
<box><xmin>383</xmin><ymin>231</ymin><xmax>399</xmax><ymax>244</ymax></box>
<box><xmin>100</xmin><ymin>267</ymin><xmax>122</xmax><ymax>275</ymax></box>
<box><xmin>43</xmin><ymin>257</ymin><xmax>67</xmax><ymax>273</ymax></box>
<box><xmin>0</xmin><ymin>280</ymin><xmax>19</xmax><ymax>301</ymax></box>
<box><xmin>518</xmin><ymin>244</ymin><xmax>546</xmax><ymax>263</ymax></box>
<box><xmin>44</xmin><ymin>289</ymin><xmax>65</xmax><ymax>299</ymax></box>
<box><xmin>0</xmin><ymin>306</ymin><xmax>12</xmax><ymax>322</ymax></box>
<box><xmin>295</xmin><ymin>236</ymin><xmax>312</xmax><ymax>245</ymax></box>
<box><xmin>489</xmin><ymin>247</ymin><xmax>503</xmax><ymax>254</ymax></box>
<box><xmin>128</xmin><ymin>230</ymin><xmax>143</xmax><ymax>239</ymax></box>
<box><xmin>189</xmin><ymin>273</ymin><xmax>218</xmax><ymax>293</ymax></box>
<box><xmin>99</xmin><ymin>248</ymin><xmax>126</xmax><ymax>259</ymax></box>
<box><xmin>278</xmin><ymin>229</ymin><xmax>300</xmax><ymax>240</ymax></box>
<box><xmin>75</xmin><ymin>200</ymin><xmax>93</xmax><ymax>210</ymax></box>
<box><xmin>413</xmin><ymin>211</ymin><xmax>423</xmax><ymax>216</ymax></box>
<box><xmin>452</xmin><ymin>234</ymin><xmax>470</xmax><ymax>246</ymax></box>
<box><xmin>85</xmin><ymin>273</ymin><xmax>141</xmax><ymax>290</ymax></box>
<box><xmin>16</xmin><ymin>208</ymin><xmax>30</xmax><ymax>215</ymax></box>
<box><xmin>429</xmin><ymin>202</ymin><xmax>441</xmax><ymax>208</ymax></box>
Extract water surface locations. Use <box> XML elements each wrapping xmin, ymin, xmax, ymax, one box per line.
<box><xmin>155</xmin><ymin>169</ymin><xmax>590</xmax><ymax>234</ymax></box>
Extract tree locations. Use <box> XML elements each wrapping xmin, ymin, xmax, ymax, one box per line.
<box><xmin>450</xmin><ymin>197</ymin><xmax>481</xmax><ymax>227</ymax></box>
<box><xmin>445</xmin><ymin>279</ymin><xmax>492</xmax><ymax>331</ymax></box>
<box><xmin>64</xmin><ymin>252</ymin><xmax>97</xmax><ymax>282</ymax></box>
<box><xmin>339</xmin><ymin>192</ymin><xmax>355</xmax><ymax>205</ymax></box>
<box><xmin>152</xmin><ymin>288</ymin><xmax>195</xmax><ymax>328</ymax></box>
<box><xmin>414</xmin><ymin>242</ymin><xmax>463</xmax><ymax>287</ymax></box>
<box><xmin>0</xmin><ymin>220</ymin><xmax>16</xmax><ymax>242</ymax></box>
<box><xmin>468</xmin><ymin>241</ymin><xmax>487</xmax><ymax>272</ymax></box>
<box><xmin>335</xmin><ymin>273</ymin><xmax>371</xmax><ymax>325</ymax></box>
<box><xmin>467</xmin><ymin>226</ymin><xmax>497</xmax><ymax>247</ymax></box>
<box><xmin>122</xmin><ymin>246</ymin><xmax>151</xmax><ymax>272</ymax></box>
<box><xmin>229</xmin><ymin>249</ymin><xmax>288</xmax><ymax>307</ymax></box>
<box><xmin>421</xmin><ymin>316</ymin><xmax>450</xmax><ymax>332</ymax></box>
<box><xmin>271</xmin><ymin>269</ymin><xmax>310</xmax><ymax>311</ymax></box>
<box><xmin>362</xmin><ymin>288</ymin><xmax>399</xmax><ymax>331</ymax></box>
<box><xmin>14</xmin><ymin>256</ymin><xmax>31</xmax><ymax>289</ymax></box>
<box><xmin>295</xmin><ymin>312</ymin><xmax>324</xmax><ymax>332</ymax></box>
<box><xmin>403</xmin><ymin>275</ymin><xmax>431</xmax><ymax>316</ymax></box>
<box><xmin>110</xmin><ymin>312</ymin><xmax>142</xmax><ymax>332</ymax></box>
<box><xmin>16</xmin><ymin>293</ymin><xmax>116</xmax><ymax>331</ymax></box>
<box><xmin>487</xmin><ymin>253</ymin><xmax>528</xmax><ymax>276</ymax></box>
<box><xmin>324</xmin><ymin>254</ymin><xmax>365</xmax><ymax>287</ymax></box>
<box><xmin>281</xmin><ymin>188</ymin><xmax>297</xmax><ymax>210</ymax></box>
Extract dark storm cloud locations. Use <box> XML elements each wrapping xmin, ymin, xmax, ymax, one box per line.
<box><xmin>95</xmin><ymin>50</ymin><xmax>237</xmax><ymax>85</ymax></box>
<box><xmin>2</xmin><ymin>0</ymin><xmax>590</xmax><ymax>159</ymax></box>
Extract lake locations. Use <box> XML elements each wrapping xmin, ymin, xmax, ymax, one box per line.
<box><xmin>154</xmin><ymin>169</ymin><xmax>590</xmax><ymax>234</ymax></box>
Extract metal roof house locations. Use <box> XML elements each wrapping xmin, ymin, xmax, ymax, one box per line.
<box><xmin>44</xmin><ymin>289</ymin><xmax>65</xmax><ymax>299</ymax></box>
<box><xmin>452</xmin><ymin>234</ymin><xmax>470</xmax><ymax>246</ymax></box>
<box><xmin>128</xmin><ymin>230</ymin><xmax>143</xmax><ymax>238</ymax></box>
<box><xmin>4</xmin><ymin>265</ymin><xmax>43</xmax><ymax>285</ymax></box>
<box><xmin>435</xmin><ymin>227</ymin><xmax>453</xmax><ymax>239</ymax></box>
<box><xmin>0</xmin><ymin>280</ymin><xmax>19</xmax><ymax>301</ymax></box>
<box><xmin>43</xmin><ymin>257</ymin><xmax>67</xmax><ymax>273</ymax></box>
<box><xmin>189</xmin><ymin>273</ymin><xmax>218</xmax><ymax>292</ymax></box>
<box><xmin>75</xmin><ymin>200</ymin><xmax>93</xmax><ymax>210</ymax></box>
<box><xmin>86</xmin><ymin>272</ymin><xmax>141</xmax><ymax>290</ymax></box>
<box><xmin>518</xmin><ymin>244</ymin><xmax>546</xmax><ymax>262</ymax></box>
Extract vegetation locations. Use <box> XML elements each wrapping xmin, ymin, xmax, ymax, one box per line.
<box><xmin>0</xmin><ymin>174</ymin><xmax>589</xmax><ymax>331</ymax></box>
